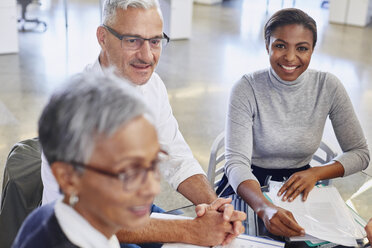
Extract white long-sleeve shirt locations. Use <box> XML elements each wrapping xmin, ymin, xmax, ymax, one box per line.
<box><xmin>41</xmin><ymin>59</ymin><xmax>205</xmax><ymax>204</ymax></box>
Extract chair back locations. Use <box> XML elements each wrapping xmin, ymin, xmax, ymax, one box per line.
<box><xmin>207</xmin><ymin>132</ymin><xmax>225</xmax><ymax>190</ymax></box>
<box><xmin>0</xmin><ymin>138</ymin><xmax>43</xmax><ymax>248</ymax></box>
<box><xmin>207</xmin><ymin>132</ymin><xmax>338</xmax><ymax>192</ymax></box>
<box><xmin>312</xmin><ymin>140</ymin><xmax>338</xmax><ymax>166</ymax></box>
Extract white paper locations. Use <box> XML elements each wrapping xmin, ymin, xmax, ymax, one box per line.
<box><xmin>266</xmin><ymin>182</ymin><xmax>363</xmax><ymax>246</ymax></box>
<box><xmin>162</xmin><ymin>234</ymin><xmax>284</xmax><ymax>248</ymax></box>
<box><xmin>153</xmin><ymin>213</ymin><xmax>284</xmax><ymax>248</ymax></box>
<box><xmin>289</xmin><ymin>233</ymin><xmax>326</xmax><ymax>243</ymax></box>
<box><xmin>151</xmin><ymin>212</ymin><xmax>192</xmax><ymax>220</ymax></box>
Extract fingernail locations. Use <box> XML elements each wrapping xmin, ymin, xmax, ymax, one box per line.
<box><xmin>283</xmin><ymin>196</ymin><xmax>287</xmax><ymax>201</ymax></box>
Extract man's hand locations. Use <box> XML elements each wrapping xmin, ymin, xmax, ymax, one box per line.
<box><xmin>365</xmin><ymin>218</ymin><xmax>372</xmax><ymax>244</ymax></box>
<box><xmin>258</xmin><ymin>204</ymin><xmax>305</xmax><ymax>237</ymax></box>
<box><xmin>194</xmin><ymin>198</ymin><xmax>246</xmax><ymax>245</ymax></box>
<box><xmin>278</xmin><ymin>168</ymin><xmax>318</xmax><ymax>202</ymax></box>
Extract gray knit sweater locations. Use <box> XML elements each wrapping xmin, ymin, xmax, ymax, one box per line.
<box><xmin>225</xmin><ymin>68</ymin><xmax>370</xmax><ymax>192</ymax></box>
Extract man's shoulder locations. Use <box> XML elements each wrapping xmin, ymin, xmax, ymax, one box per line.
<box><xmin>148</xmin><ymin>72</ymin><xmax>165</xmax><ymax>86</ymax></box>
<box><xmin>144</xmin><ymin>72</ymin><xmax>168</xmax><ymax>94</ymax></box>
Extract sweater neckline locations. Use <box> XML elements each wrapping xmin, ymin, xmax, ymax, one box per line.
<box><xmin>269</xmin><ymin>67</ymin><xmax>308</xmax><ymax>89</ymax></box>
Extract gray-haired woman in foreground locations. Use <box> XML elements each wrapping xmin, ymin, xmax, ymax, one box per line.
<box><xmin>12</xmin><ymin>71</ymin><xmax>161</xmax><ymax>248</ymax></box>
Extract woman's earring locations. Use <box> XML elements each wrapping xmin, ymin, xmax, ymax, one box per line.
<box><xmin>69</xmin><ymin>193</ymin><xmax>79</xmax><ymax>207</ymax></box>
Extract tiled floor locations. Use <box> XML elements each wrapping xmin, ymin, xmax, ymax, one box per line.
<box><xmin>1</xmin><ymin>0</ymin><xmax>371</xmax><ymax>215</ymax></box>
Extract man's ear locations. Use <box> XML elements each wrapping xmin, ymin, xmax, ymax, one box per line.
<box><xmin>265</xmin><ymin>43</ymin><xmax>269</xmax><ymax>54</ymax></box>
<box><xmin>97</xmin><ymin>26</ymin><xmax>107</xmax><ymax>50</ymax></box>
<box><xmin>51</xmin><ymin>162</ymin><xmax>81</xmax><ymax>196</ymax></box>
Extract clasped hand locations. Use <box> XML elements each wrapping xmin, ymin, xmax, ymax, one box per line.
<box><xmin>194</xmin><ymin>198</ymin><xmax>246</xmax><ymax>246</ymax></box>
<box><xmin>277</xmin><ymin>168</ymin><xmax>318</xmax><ymax>202</ymax></box>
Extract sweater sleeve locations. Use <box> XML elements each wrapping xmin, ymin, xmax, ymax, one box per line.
<box><xmin>225</xmin><ymin>76</ymin><xmax>259</xmax><ymax>192</ymax></box>
<box><xmin>327</xmin><ymin>73</ymin><xmax>370</xmax><ymax>176</ymax></box>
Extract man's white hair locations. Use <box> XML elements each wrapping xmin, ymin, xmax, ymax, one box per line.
<box><xmin>102</xmin><ymin>0</ymin><xmax>163</xmax><ymax>25</ymax></box>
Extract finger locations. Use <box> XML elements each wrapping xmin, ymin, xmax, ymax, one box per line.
<box><xmin>211</xmin><ymin>198</ymin><xmax>232</xmax><ymax>211</ymax></box>
<box><xmin>280</xmin><ymin>211</ymin><xmax>305</xmax><ymax>234</ymax></box>
<box><xmin>222</xmin><ymin>204</ymin><xmax>233</xmax><ymax>221</ymax></box>
<box><xmin>288</xmin><ymin>186</ymin><xmax>304</xmax><ymax>202</ymax></box>
<box><xmin>221</xmin><ymin>233</ymin><xmax>237</xmax><ymax>246</ymax></box>
<box><xmin>195</xmin><ymin>203</ymin><xmax>208</xmax><ymax>217</ymax></box>
<box><xmin>230</xmin><ymin>210</ymin><xmax>247</xmax><ymax>222</ymax></box>
<box><xmin>270</xmin><ymin>216</ymin><xmax>304</xmax><ymax>237</ymax></box>
<box><xmin>278</xmin><ymin>177</ymin><xmax>295</xmax><ymax>196</ymax></box>
<box><xmin>270</xmin><ymin>223</ymin><xmax>301</xmax><ymax>237</ymax></box>
<box><xmin>302</xmin><ymin>188</ymin><xmax>310</xmax><ymax>201</ymax></box>
<box><xmin>282</xmin><ymin>180</ymin><xmax>302</xmax><ymax>201</ymax></box>
<box><xmin>233</xmin><ymin>220</ymin><xmax>245</xmax><ymax>235</ymax></box>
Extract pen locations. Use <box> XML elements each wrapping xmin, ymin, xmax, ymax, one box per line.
<box><xmin>164</xmin><ymin>204</ymin><xmax>194</xmax><ymax>214</ymax></box>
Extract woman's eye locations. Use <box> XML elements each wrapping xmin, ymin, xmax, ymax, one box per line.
<box><xmin>297</xmin><ymin>46</ymin><xmax>309</xmax><ymax>51</ymax></box>
<box><xmin>275</xmin><ymin>44</ymin><xmax>285</xmax><ymax>49</ymax></box>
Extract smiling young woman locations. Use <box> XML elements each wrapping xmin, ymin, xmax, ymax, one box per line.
<box><xmin>267</xmin><ymin>24</ymin><xmax>314</xmax><ymax>81</ymax></box>
<box><xmin>222</xmin><ymin>8</ymin><xmax>370</xmax><ymax>238</ymax></box>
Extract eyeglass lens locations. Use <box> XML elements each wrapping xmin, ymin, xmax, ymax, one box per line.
<box><xmin>121</xmin><ymin>37</ymin><xmax>168</xmax><ymax>50</ymax></box>
<box><xmin>122</xmin><ymin>163</ymin><xmax>161</xmax><ymax>191</ymax></box>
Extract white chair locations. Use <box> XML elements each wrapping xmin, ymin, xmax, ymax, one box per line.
<box><xmin>207</xmin><ymin>132</ymin><xmax>225</xmax><ymax>190</ymax></box>
<box><xmin>207</xmin><ymin>132</ymin><xmax>338</xmax><ymax>192</ymax></box>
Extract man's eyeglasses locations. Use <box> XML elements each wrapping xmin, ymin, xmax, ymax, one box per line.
<box><xmin>69</xmin><ymin>151</ymin><xmax>167</xmax><ymax>192</ymax></box>
<box><xmin>102</xmin><ymin>24</ymin><xmax>170</xmax><ymax>50</ymax></box>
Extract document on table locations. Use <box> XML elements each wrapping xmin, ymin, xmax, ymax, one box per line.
<box><xmin>151</xmin><ymin>213</ymin><xmax>284</xmax><ymax>248</ymax></box>
<box><xmin>161</xmin><ymin>234</ymin><xmax>284</xmax><ymax>248</ymax></box>
<box><xmin>265</xmin><ymin>182</ymin><xmax>365</xmax><ymax>247</ymax></box>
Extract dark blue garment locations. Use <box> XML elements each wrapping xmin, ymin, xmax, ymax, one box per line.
<box><xmin>12</xmin><ymin>202</ymin><xmax>78</xmax><ymax>248</ymax></box>
<box><xmin>216</xmin><ymin>164</ymin><xmax>311</xmax><ymax>197</ymax></box>
<box><xmin>150</xmin><ymin>204</ymin><xmax>165</xmax><ymax>214</ymax></box>
<box><xmin>250</xmin><ymin>164</ymin><xmax>311</xmax><ymax>186</ymax></box>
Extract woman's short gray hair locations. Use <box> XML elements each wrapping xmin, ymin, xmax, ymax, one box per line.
<box><xmin>39</xmin><ymin>70</ymin><xmax>150</xmax><ymax>165</ymax></box>
<box><xmin>102</xmin><ymin>0</ymin><xmax>162</xmax><ymax>25</ymax></box>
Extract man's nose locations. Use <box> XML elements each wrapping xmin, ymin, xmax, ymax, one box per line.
<box><xmin>137</xmin><ymin>40</ymin><xmax>153</xmax><ymax>62</ymax></box>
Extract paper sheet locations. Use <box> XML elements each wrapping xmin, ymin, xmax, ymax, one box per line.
<box><xmin>266</xmin><ymin>182</ymin><xmax>364</xmax><ymax>247</ymax></box>
<box><xmin>162</xmin><ymin>234</ymin><xmax>284</xmax><ymax>248</ymax></box>
<box><xmin>152</xmin><ymin>213</ymin><xmax>284</xmax><ymax>248</ymax></box>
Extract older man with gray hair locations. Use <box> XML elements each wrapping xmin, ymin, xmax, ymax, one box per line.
<box><xmin>41</xmin><ymin>0</ymin><xmax>245</xmax><ymax>246</ymax></box>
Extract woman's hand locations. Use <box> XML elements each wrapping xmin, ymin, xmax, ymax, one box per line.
<box><xmin>258</xmin><ymin>204</ymin><xmax>305</xmax><ymax>237</ymax></box>
<box><xmin>277</xmin><ymin>168</ymin><xmax>319</xmax><ymax>202</ymax></box>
